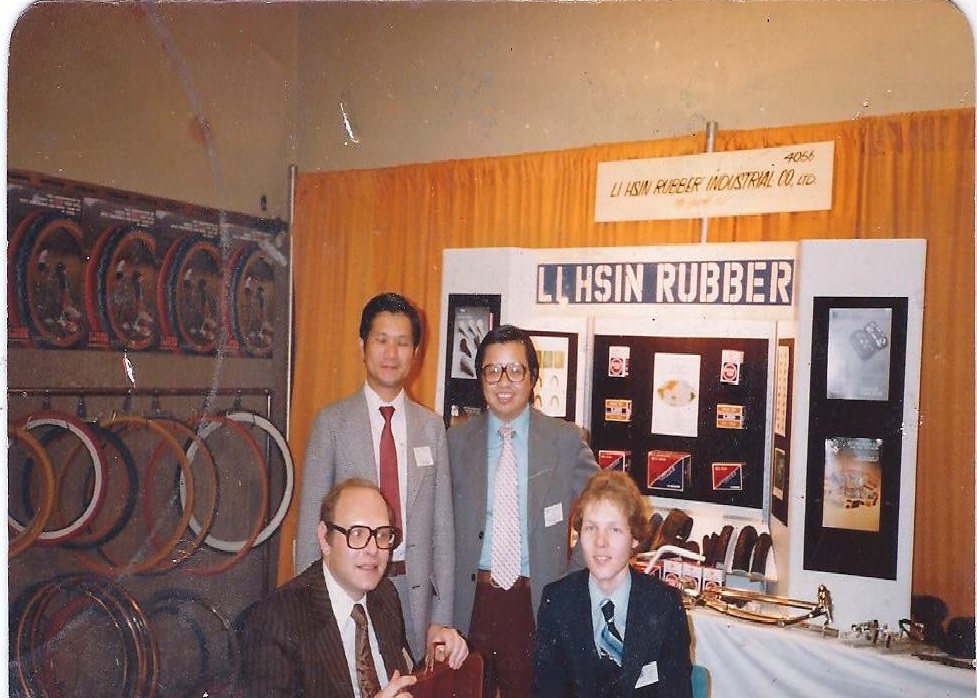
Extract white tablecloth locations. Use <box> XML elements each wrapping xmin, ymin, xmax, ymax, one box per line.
<box><xmin>690</xmin><ymin>608</ymin><xmax>975</xmax><ymax>697</ymax></box>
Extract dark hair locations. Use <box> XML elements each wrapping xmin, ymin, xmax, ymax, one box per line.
<box><xmin>571</xmin><ymin>471</ymin><xmax>650</xmax><ymax>543</ymax></box>
<box><xmin>474</xmin><ymin>324</ymin><xmax>540</xmax><ymax>386</ymax></box>
<box><xmin>319</xmin><ymin>477</ymin><xmax>395</xmax><ymax>529</ymax></box>
<box><xmin>359</xmin><ymin>293</ymin><xmax>422</xmax><ymax>349</ymax></box>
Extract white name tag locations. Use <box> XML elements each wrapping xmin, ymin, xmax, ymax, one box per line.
<box><xmin>635</xmin><ymin>661</ymin><xmax>659</xmax><ymax>688</ymax></box>
<box><xmin>413</xmin><ymin>446</ymin><xmax>434</xmax><ymax>467</ymax></box>
<box><xmin>543</xmin><ymin>503</ymin><xmax>564</xmax><ymax>527</ymax></box>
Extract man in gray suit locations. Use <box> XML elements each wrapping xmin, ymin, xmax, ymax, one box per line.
<box><xmin>449</xmin><ymin>324</ymin><xmax>599</xmax><ymax>698</ymax></box>
<box><xmin>295</xmin><ymin>292</ymin><xmax>459</xmax><ymax>662</ymax></box>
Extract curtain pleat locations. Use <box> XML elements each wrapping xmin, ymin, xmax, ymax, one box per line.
<box><xmin>282</xmin><ymin>108</ymin><xmax>974</xmax><ymax>619</ymax></box>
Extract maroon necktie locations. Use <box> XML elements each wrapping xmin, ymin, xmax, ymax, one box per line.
<box><xmin>352</xmin><ymin>603</ymin><xmax>381</xmax><ymax>698</ymax></box>
<box><xmin>378</xmin><ymin>406</ymin><xmax>402</xmax><ymax>531</ymax></box>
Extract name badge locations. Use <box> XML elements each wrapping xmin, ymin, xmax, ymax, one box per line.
<box><xmin>413</xmin><ymin>446</ymin><xmax>434</xmax><ymax>467</ymax></box>
<box><xmin>635</xmin><ymin>661</ymin><xmax>659</xmax><ymax>688</ymax></box>
<box><xmin>543</xmin><ymin>503</ymin><xmax>563</xmax><ymax>527</ymax></box>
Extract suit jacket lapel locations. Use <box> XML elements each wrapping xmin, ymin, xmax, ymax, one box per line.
<box><xmin>403</xmin><ymin>399</ymin><xmax>425</xmax><ymax>512</ymax></box>
<box><xmin>308</xmin><ymin>566</ymin><xmax>357</xmax><ymax>698</ymax></box>
<box><xmin>368</xmin><ymin>583</ymin><xmax>410</xmax><ymax>677</ymax></box>
<box><xmin>568</xmin><ymin>571</ymin><xmax>602</xmax><ymax>692</ymax></box>
<box><xmin>344</xmin><ymin>390</ymin><xmax>378</xmax><ymax>479</ymax></box>
<box><xmin>463</xmin><ymin>415</ymin><xmax>490</xmax><ymax>523</ymax></box>
<box><xmin>526</xmin><ymin>410</ymin><xmax>557</xmax><ymax>538</ymax></box>
<box><xmin>621</xmin><ymin>570</ymin><xmax>654</xmax><ymax>688</ymax></box>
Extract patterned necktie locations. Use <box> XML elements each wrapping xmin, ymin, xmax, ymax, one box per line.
<box><xmin>352</xmin><ymin>603</ymin><xmax>381</xmax><ymax>698</ymax></box>
<box><xmin>599</xmin><ymin>598</ymin><xmax>624</xmax><ymax>666</ymax></box>
<box><xmin>490</xmin><ymin>425</ymin><xmax>520</xmax><ymax>590</ymax></box>
<box><xmin>378</xmin><ymin>406</ymin><xmax>402</xmax><ymax>532</ymax></box>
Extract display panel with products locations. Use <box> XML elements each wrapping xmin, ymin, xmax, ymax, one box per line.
<box><xmin>590</xmin><ymin>334</ymin><xmax>770</xmax><ymax>509</ymax></box>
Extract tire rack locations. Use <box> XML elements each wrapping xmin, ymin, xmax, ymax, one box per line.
<box><xmin>7</xmin><ymin>386</ymin><xmax>286</xmax><ymax>698</ymax></box>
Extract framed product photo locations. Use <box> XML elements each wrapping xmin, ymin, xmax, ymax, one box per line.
<box><xmin>441</xmin><ymin>293</ymin><xmax>502</xmax><ymax>429</ymax></box>
<box><xmin>527</xmin><ymin>330</ymin><xmax>578</xmax><ymax>422</ymax></box>
<box><xmin>771</xmin><ymin>338</ymin><xmax>794</xmax><ymax>525</ymax></box>
<box><xmin>804</xmin><ymin>297</ymin><xmax>907</xmax><ymax>579</ymax></box>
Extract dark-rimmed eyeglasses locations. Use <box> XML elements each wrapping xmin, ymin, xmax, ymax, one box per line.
<box><xmin>480</xmin><ymin>362</ymin><xmax>528</xmax><ymax>383</ymax></box>
<box><xmin>327</xmin><ymin>522</ymin><xmax>400</xmax><ymax>550</ymax></box>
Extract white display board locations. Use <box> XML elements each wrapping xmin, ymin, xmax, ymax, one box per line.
<box><xmin>438</xmin><ymin>239</ymin><xmax>925</xmax><ymax>632</ymax></box>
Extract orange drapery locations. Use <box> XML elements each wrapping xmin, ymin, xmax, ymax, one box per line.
<box><xmin>283</xmin><ymin>108</ymin><xmax>975</xmax><ymax>619</ymax></box>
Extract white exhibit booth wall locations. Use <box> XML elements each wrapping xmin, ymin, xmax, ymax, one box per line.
<box><xmin>438</xmin><ymin>239</ymin><xmax>924</xmax><ymax>630</ymax></box>
<box><xmin>775</xmin><ymin>238</ymin><xmax>926</xmax><ymax>632</ymax></box>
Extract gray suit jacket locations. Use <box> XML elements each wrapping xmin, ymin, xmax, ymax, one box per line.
<box><xmin>241</xmin><ymin>562</ymin><xmax>411</xmax><ymax>698</ymax></box>
<box><xmin>295</xmin><ymin>389</ymin><xmax>454</xmax><ymax>657</ymax></box>
<box><xmin>448</xmin><ymin>408</ymin><xmax>599</xmax><ymax>634</ymax></box>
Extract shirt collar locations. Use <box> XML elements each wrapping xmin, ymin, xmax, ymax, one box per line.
<box><xmin>588</xmin><ymin>568</ymin><xmax>632</xmax><ymax>618</ymax></box>
<box><xmin>322</xmin><ymin>558</ymin><xmax>362</xmax><ymax>626</ymax></box>
<box><xmin>363</xmin><ymin>383</ymin><xmax>406</xmax><ymax>411</ymax></box>
<box><xmin>487</xmin><ymin>403</ymin><xmax>531</xmax><ymax>436</ymax></box>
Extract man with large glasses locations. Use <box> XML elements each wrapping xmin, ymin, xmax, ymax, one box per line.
<box><xmin>242</xmin><ymin>478</ymin><xmax>468</xmax><ymax>697</ymax></box>
<box><xmin>449</xmin><ymin>324</ymin><xmax>598</xmax><ymax>698</ymax></box>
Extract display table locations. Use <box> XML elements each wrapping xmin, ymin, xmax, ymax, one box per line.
<box><xmin>690</xmin><ymin>607</ymin><xmax>975</xmax><ymax>698</ymax></box>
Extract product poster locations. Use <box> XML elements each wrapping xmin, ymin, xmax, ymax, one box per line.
<box><xmin>531</xmin><ymin>334</ymin><xmax>570</xmax><ymax>418</ymax></box>
<box><xmin>598</xmin><ymin>450</ymin><xmax>631</xmax><ymax>472</ymax></box>
<box><xmin>826</xmin><ymin>307</ymin><xmax>892</xmax><ymax>401</ymax></box>
<box><xmin>605</xmin><ymin>398</ymin><xmax>633</xmax><ymax>423</ymax></box>
<box><xmin>651</xmin><ymin>353</ymin><xmax>700</xmax><ymax>437</ymax></box>
<box><xmin>450</xmin><ymin>306</ymin><xmax>490</xmax><ymax>379</ymax></box>
<box><xmin>442</xmin><ymin>293</ymin><xmax>502</xmax><ymax>430</ymax></box>
<box><xmin>774</xmin><ymin>343</ymin><xmax>791</xmax><ymax>437</ymax></box>
<box><xmin>822</xmin><ymin>437</ymin><xmax>882</xmax><ymax>533</ymax></box>
<box><xmin>772</xmin><ymin>447</ymin><xmax>787</xmax><ymax>500</ymax></box>
<box><xmin>712</xmin><ymin>462</ymin><xmax>744</xmax><ymax>491</ymax></box>
<box><xmin>715</xmin><ymin>403</ymin><xmax>744</xmax><ymax>430</ymax></box>
<box><xmin>646</xmin><ymin>450</ymin><xmax>691</xmax><ymax>491</ymax></box>
<box><xmin>720</xmin><ymin>349</ymin><xmax>744</xmax><ymax>385</ymax></box>
<box><xmin>608</xmin><ymin>345</ymin><xmax>630</xmax><ymax>377</ymax></box>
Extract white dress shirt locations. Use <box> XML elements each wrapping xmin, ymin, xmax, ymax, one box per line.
<box><xmin>323</xmin><ymin>561</ymin><xmax>390</xmax><ymax>697</ymax></box>
<box><xmin>363</xmin><ymin>384</ymin><xmax>408</xmax><ymax>563</ymax></box>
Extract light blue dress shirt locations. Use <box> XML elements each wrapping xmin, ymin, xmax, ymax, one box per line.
<box><xmin>478</xmin><ymin>405</ymin><xmax>531</xmax><ymax>577</ymax></box>
<box><xmin>589</xmin><ymin>572</ymin><xmax>632</xmax><ymax>653</ymax></box>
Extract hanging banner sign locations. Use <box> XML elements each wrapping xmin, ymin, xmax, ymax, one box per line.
<box><xmin>595</xmin><ymin>141</ymin><xmax>834</xmax><ymax>222</ymax></box>
<box><xmin>536</xmin><ymin>258</ymin><xmax>793</xmax><ymax>306</ymax></box>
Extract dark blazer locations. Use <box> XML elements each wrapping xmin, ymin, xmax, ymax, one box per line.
<box><xmin>449</xmin><ymin>408</ymin><xmax>598</xmax><ymax>634</ymax></box>
<box><xmin>240</xmin><ymin>562</ymin><xmax>411</xmax><ymax>698</ymax></box>
<box><xmin>533</xmin><ymin>568</ymin><xmax>693</xmax><ymax>698</ymax></box>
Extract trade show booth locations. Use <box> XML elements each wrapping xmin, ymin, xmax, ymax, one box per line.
<box><xmin>437</xmin><ymin>238</ymin><xmax>925</xmax><ymax>632</ymax></box>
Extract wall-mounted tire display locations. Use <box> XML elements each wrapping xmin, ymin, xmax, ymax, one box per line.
<box><xmin>87</xmin><ymin>225</ymin><xmax>161</xmax><ymax>351</ymax></box>
<box><xmin>224</xmin><ymin>244</ymin><xmax>275</xmax><ymax>358</ymax></box>
<box><xmin>157</xmin><ymin>236</ymin><xmax>222</xmax><ymax>354</ymax></box>
<box><xmin>11</xmin><ymin>212</ymin><xmax>90</xmax><ymax>349</ymax></box>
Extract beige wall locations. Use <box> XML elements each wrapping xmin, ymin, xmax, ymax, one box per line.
<box><xmin>6</xmin><ymin>1</ymin><xmax>975</xmax><ymax>218</ymax></box>
<box><xmin>293</xmin><ymin>0</ymin><xmax>975</xmax><ymax>172</ymax></box>
<box><xmin>7</xmin><ymin>2</ymin><xmax>300</xmax><ymax>219</ymax></box>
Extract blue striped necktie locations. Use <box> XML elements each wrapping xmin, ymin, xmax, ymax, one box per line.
<box><xmin>599</xmin><ymin>598</ymin><xmax>624</xmax><ymax>666</ymax></box>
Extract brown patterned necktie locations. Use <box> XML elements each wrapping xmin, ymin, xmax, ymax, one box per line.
<box><xmin>378</xmin><ymin>405</ymin><xmax>402</xmax><ymax>532</ymax></box>
<box><xmin>351</xmin><ymin>603</ymin><xmax>381</xmax><ymax>698</ymax></box>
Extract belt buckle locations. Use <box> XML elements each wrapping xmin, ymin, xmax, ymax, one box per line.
<box><xmin>489</xmin><ymin>575</ymin><xmax>502</xmax><ymax>589</ymax></box>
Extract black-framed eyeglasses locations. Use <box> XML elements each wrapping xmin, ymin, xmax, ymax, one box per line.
<box><xmin>327</xmin><ymin>522</ymin><xmax>400</xmax><ymax>550</ymax></box>
<box><xmin>480</xmin><ymin>362</ymin><xmax>528</xmax><ymax>383</ymax></box>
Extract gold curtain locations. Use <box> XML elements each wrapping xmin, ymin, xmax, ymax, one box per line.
<box><xmin>283</xmin><ymin>108</ymin><xmax>975</xmax><ymax>619</ymax></box>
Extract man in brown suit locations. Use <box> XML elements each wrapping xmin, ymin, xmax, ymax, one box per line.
<box><xmin>242</xmin><ymin>478</ymin><xmax>467</xmax><ymax>697</ymax></box>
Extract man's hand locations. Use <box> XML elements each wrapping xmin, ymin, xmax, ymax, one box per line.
<box><xmin>375</xmin><ymin>669</ymin><xmax>416</xmax><ymax>697</ymax></box>
<box><xmin>425</xmin><ymin>624</ymin><xmax>470</xmax><ymax>670</ymax></box>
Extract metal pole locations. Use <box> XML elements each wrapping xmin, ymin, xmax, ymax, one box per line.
<box><xmin>286</xmin><ymin>164</ymin><xmax>297</xmax><ymax>438</ymax></box>
<box><xmin>700</xmin><ymin>121</ymin><xmax>718</xmax><ymax>243</ymax></box>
